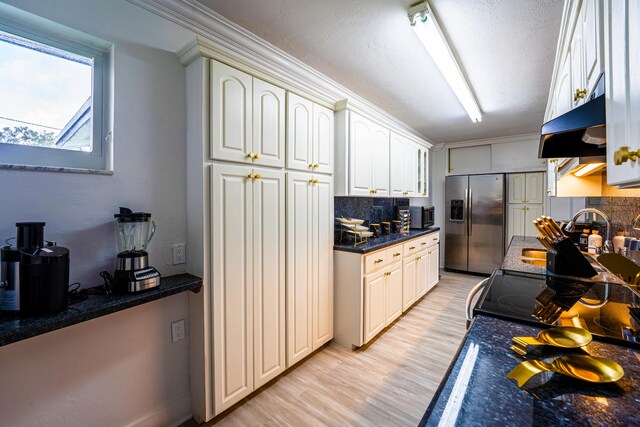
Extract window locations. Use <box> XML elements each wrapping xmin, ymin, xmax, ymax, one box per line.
<box><xmin>0</xmin><ymin>5</ymin><xmax>112</xmax><ymax>171</ymax></box>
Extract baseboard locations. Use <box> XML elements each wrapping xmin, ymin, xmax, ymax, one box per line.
<box><xmin>128</xmin><ymin>394</ymin><xmax>192</xmax><ymax>427</ymax></box>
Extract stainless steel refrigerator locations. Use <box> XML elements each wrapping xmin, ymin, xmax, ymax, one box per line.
<box><xmin>445</xmin><ymin>174</ymin><xmax>505</xmax><ymax>274</ymax></box>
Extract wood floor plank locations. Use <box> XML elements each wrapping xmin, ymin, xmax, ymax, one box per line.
<box><xmin>210</xmin><ymin>271</ymin><xmax>481</xmax><ymax>426</ymax></box>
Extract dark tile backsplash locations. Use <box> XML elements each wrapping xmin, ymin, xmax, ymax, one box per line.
<box><xmin>335</xmin><ymin>196</ymin><xmax>410</xmax><ymax>226</ymax></box>
<box><xmin>586</xmin><ymin>197</ymin><xmax>640</xmax><ymax>235</ymax></box>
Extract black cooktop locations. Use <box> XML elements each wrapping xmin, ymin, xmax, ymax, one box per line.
<box><xmin>474</xmin><ymin>270</ymin><xmax>640</xmax><ymax>348</ymax></box>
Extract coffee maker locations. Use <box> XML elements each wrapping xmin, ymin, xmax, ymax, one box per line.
<box><xmin>0</xmin><ymin>222</ymin><xmax>69</xmax><ymax>315</ymax></box>
<box><xmin>113</xmin><ymin>207</ymin><xmax>160</xmax><ymax>293</ymax></box>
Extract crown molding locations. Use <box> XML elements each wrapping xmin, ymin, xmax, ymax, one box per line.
<box><xmin>128</xmin><ymin>0</ymin><xmax>433</xmax><ymax>146</ymax></box>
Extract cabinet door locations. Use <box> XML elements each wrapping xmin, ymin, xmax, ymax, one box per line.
<box><xmin>371</xmin><ymin>122</ymin><xmax>390</xmax><ymax>196</ymax></box>
<box><xmin>402</xmin><ymin>256</ymin><xmax>416</xmax><ymax>311</ymax></box>
<box><xmin>364</xmin><ymin>270</ymin><xmax>387</xmax><ymax>343</ymax></box>
<box><xmin>427</xmin><ymin>245</ymin><xmax>439</xmax><ymax>292</ymax></box>
<box><xmin>287</xmin><ymin>92</ymin><xmax>314</xmax><ymax>172</ymax></box>
<box><xmin>415</xmin><ymin>251</ymin><xmax>428</xmax><ymax>299</ymax></box>
<box><xmin>525</xmin><ymin>173</ymin><xmax>545</xmax><ymax>204</ymax></box>
<box><xmin>349</xmin><ymin>112</ymin><xmax>374</xmax><ymax>195</ymax></box>
<box><xmin>389</xmin><ymin>133</ymin><xmax>405</xmax><ymax>197</ymax></box>
<box><xmin>404</xmin><ymin>140</ymin><xmax>418</xmax><ymax>196</ymax></box>
<box><xmin>253</xmin><ymin>78</ymin><xmax>285</xmax><ymax>167</ymax></box>
<box><xmin>312</xmin><ymin>103</ymin><xmax>334</xmax><ymax>174</ymax></box>
<box><xmin>210</xmin><ymin>164</ymin><xmax>254</xmax><ymax>412</ymax></box>
<box><xmin>210</xmin><ymin>61</ymin><xmax>253</xmax><ymax>163</ymax></box>
<box><xmin>507</xmin><ymin>205</ymin><xmax>526</xmax><ymax>245</ymax></box>
<box><xmin>253</xmin><ymin>168</ymin><xmax>286</xmax><ymax>388</ymax></box>
<box><xmin>524</xmin><ymin>205</ymin><xmax>545</xmax><ymax>238</ymax></box>
<box><xmin>546</xmin><ymin>159</ymin><xmax>558</xmax><ymax>197</ymax></box>
<box><xmin>421</xmin><ymin>148</ymin><xmax>429</xmax><ymax>197</ymax></box>
<box><xmin>385</xmin><ymin>262</ymin><xmax>403</xmax><ymax>325</ymax></box>
<box><xmin>555</xmin><ymin>55</ymin><xmax>573</xmax><ymax>116</ymax></box>
<box><xmin>583</xmin><ymin>0</ymin><xmax>603</xmax><ymax>95</ymax></box>
<box><xmin>312</xmin><ymin>175</ymin><xmax>333</xmax><ymax>350</ymax></box>
<box><xmin>570</xmin><ymin>8</ymin><xmax>585</xmax><ymax>108</ymax></box>
<box><xmin>508</xmin><ymin>174</ymin><xmax>526</xmax><ymax>203</ymax></box>
<box><xmin>448</xmin><ymin>145</ymin><xmax>491</xmax><ymax>175</ymax></box>
<box><xmin>286</xmin><ymin>172</ymin><xmax>313</xmax><ymax>366</ymax></box>
<box><xmin>604</xmin><ymin>0</ymin><xmax>640</xmax><ymax>186</ymax></box>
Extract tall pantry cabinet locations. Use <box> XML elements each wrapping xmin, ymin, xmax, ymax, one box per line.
<box><xmin>183</xmin><ymin>52</ymin><xmax>334</xmax><ymax>421</ymax></box>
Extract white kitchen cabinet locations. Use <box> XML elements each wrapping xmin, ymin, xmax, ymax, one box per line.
<box><xmin>570</xmin><ymin>6</ymin><xmax>585</xmax><ymax>108</ymax></box>
<box><xmin>507</xmin><ymin>204</ymin><xmax>545</xmax><ymax>245</ymax></box>
<box><xmin>390</xmin><ymin>133</ymin><xmax>417</xmax><ymax>197</ymax></box>
<box><xmin>415</xmin><ymin>250</ymin><xmax>428</xmax><ymax>300</ymax></box>
<box><xmin>401</xmin><ymin>255</ymin><xmax>416</xmax><ymax>311</ymax></box>
<box><xmin>417</xmin><ymin>146</ymin><xmax>429</xmax><ymax>196</ymax></box>
<box><xmin>286</xmin><ymin>172</ymin><xmax>334</xmax><ymax>366</ymax></box>
<box><xmin>211</xmin><ymin>163</ymin><xmax>285</xmax><ymax>412</ymax></box>
<box><xmin>287</xmin><ymin>93</ymin><xmax>334</xmax><ymax>174</ymax></box>
<box><xmin>524</xmin><ymin>204</ymin><xmax>544</xmax><ymax>237</ymax></box>
<box><xmin>546</xmin><ymin>159</ymin><xmax>558</xmax><ymax>197</ymax></box>
<box><xmin>448</xmin><ymin>144</ymin><xmax>491</xmax><ymax>175</ymax></box>
<box><xmin>211</xmin><ymin>61</ymin><xmax>285</xmax><ymax>167</ymax></box>
<box><xmin>364</xmin><ymin>269</ymin><xmax>387</xmax><ymax>343</ymax></box>
<box><xmin>508</xmin><ymin>173</ymin><xmax>544</xmax><ymax>204</ymax></box>
<box><xmin>555</xmin><ymin>55</ymin><xmax>573</xmax><ymax>117</ymax></box>
<box><xmin>604</xmin><ymin>0</ymin><xmax>640</xmax><ymax>187</ymax></box>
<box><xmin>334</xmin><ymin>231</ymin><xmax>439</xmax><ymax>348</ymax></box>
<box><xmin>583</xmin><ymin>0</ymin><xmax>603</xmax><ymax>96</ymax></box>
<box><xmin>371</xmin><ymin>121</ymin><xmax>391</xmax><ymax>196</ymax></box>
<box><xmin>385</xmin><ymin>261</ymin><xmax>403</xmax><ymax>325</ymax></box>
<box><xmin>348</xmin><ymin>112</ymin><xmax>389</xmax><ymax>196</ymax></box>
<box><xmin>427</xmin><ymin>245</ymin><xmax>439</xmax><ymax>292</ymax></box>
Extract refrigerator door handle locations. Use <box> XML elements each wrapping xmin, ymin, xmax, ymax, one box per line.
<box><xmin>468</xmin><ymin>188</ymin><xmax>473</xmax><ymax>236</ymax></box>
<box><xmin>464</xmin><ymin>188</ymin><xmax>469</xmax><ymax>235</ymax></box>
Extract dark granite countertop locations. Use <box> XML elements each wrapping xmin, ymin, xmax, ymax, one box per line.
<box><xmin>0</xmin><ymin>273</ymin><xmax>202</xmax><ymax>347</ymax></box>
<box><xmin>421</xmin><ymin>315</ymin><xmax>640</xmax><ymax>427</ymax></box>
<box><xmin>502</xmin><ymin>236</ymin><xmax>625</xmax><ymax>285</ymax></box>
<box><xmin>333</xmin><ymin>227</ymin><xmax>440</xmax><ymax>254</ymax></box>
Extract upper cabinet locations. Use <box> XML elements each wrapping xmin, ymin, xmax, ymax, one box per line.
<box><xmin>286</xmin><ymin>93</ymin><xmax>334</xmax><ymax>174</ymax></box>
<box><xmin>334</xmin><ymin>105</ymin><xmax>431</xmax><ymax>197</ymax></box>
<box><xmin>545</xmin><ymin>0</ymin><xmax>604</xmax><ymax>122</ymax></box>
<box><xmin>390</xmin><ymin>132</ymin><xmax>417</xmax><ymax>197</ymax></box>
<box><xmin>211</xmin><ymin>61</ymin><xmax>285</xmax><ymax>167</ymax></box>
<box><xmin>604</xmin><ymin>0</ymin><xmax>640</xmax><ymax>186</ymax></box>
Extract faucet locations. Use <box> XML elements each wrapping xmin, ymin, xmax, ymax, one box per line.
<box><xmin>565</xmin><ymin>208</ymin><xmax>613</xmax><ymax>253</ymax></box>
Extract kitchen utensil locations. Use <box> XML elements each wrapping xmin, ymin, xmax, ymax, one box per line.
<box><xmin>113</xmin><ymin>207</ymin><xmax>160</xmax><ymax>293</ymax></box>
<box><xmin>507</xmin><ymin>355</ymin><xmax>624</xmax><ymax>388</ymax></box>
<box><xmin>510</xmin><ymin>326</ymin><xmax>592</xmax><ymax>356</ymax></box>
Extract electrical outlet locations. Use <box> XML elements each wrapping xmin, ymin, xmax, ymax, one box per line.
<box><xmin>172</xmin><ymin>243</ymin><xmax>186</xmax><ymax>265</ymax></box>
<box><xmin>171</xmin><ymin>319</ymin><xmax>185</xmax><ymax>342</ymax></box>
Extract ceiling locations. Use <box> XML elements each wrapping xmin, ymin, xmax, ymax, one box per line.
<box><xmin>195</xmin><ymin>0</ymin><xmax>564</xmax><ymax>144</ymax></box>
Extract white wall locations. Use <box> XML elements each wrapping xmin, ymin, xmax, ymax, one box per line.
<box><xmin>0</xmin><ymin>1</ymin><xmax>197</xmax><ymax>425</ymax></box>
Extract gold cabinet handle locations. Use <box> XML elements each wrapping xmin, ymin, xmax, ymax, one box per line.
<box><xmin>409</xmin><ymin>246</ymin><xmax>416</xmax><ymax>250</ymax></box>
<box><xmin>433</xmin><ymin>238</ymin><xmax>438</xmax><ymax>241</ymax></box>
<box><xmin>421</xmin><ymin>242</ymin><xmax>427</xmax><ymax>246</ymax></box>
<box><xmin>370</xmin><ymin>189</ymin><xmax>375</xmax><ymax>194</ymax></box>
<box><xmin>416</xmin><ymin>256</ymin><xmax>421</xmax><ymax>261</ymax></box>
<box><xmin>309</xmin><ymin>163</ymin><xmax>314</xmax><ymax>168</ymax></box>
<box><xmin>614</xmin><ymin>146</ymin><xmax>639</xmax><ymax>165</ymax></box>
<box><xmin>550</xmin><ymin>158</ymin><xmax>558</xmax><ymax>163</ymax></box>
<box><xmin>374</xmin><ymin>258</ymin><xmax>384</xmax><ymax>264</ymax></box>
<box><xmin>248</xmin><ymin>173</ymin><xmax>255</xmax><ymax>179</ymax></box>
<box><xmin>314</xmin><ymin>163</ymin><xmax>320</xmax><ymax>168</ymax></box>
<box><xmin>393</xmin><ymin>252</ymin><xmax>401</xmax><ymax>257</ymax></box>
<box><xmin>402</xmin><ymin>191</ymin><xmax>408</xmax><ymax>195</ymax></box>
<box><xmin>255</xmin><ymin>153</ymin><xmax>261</xmax><ymax>159</ymax></box>
<box><xmin>573</xmin><ymin>88</ymin><xmax>587</xmax><ymax>101</ymax></box>
<box><xmin>247</xmin><ymin>152</ymin><xmax>256</xmax><ymax>158</ymax></box>
<box><xmin>309</xmin><ymin>178</ymin><xmax>315</xmax><ymax>184</ymax></box>
<box><xmin>547</xmin><ymin>189</ymin><xmax>552</xmax><ymax>193</ymax></box>
<box><xmin>255</xmin><ymin>174</ymin><xmax>262</xmax><ymax>180</ymax></box>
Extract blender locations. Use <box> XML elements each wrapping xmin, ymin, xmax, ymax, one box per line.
<box><xmin>113</xmin><ymin>207</ymin><xmax>160</xmax><ymax>293</ymax></box>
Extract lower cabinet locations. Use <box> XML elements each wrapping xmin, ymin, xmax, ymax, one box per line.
<box><xmin>210</xmin><ymin>164</ymin><xmax>286</xmax><ymax>413</ymax></box>
<box><xmin>286</xmin><ymin>172</ymin><xmax>334</xmax><ymax>367</ymax></box>
<box><xmin>334</xmin><ymin>231</ymin><xmax>440</xmax><ymax>348</ymax></box>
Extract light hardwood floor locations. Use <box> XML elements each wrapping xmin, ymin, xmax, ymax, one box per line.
<box><xmin>208</xmin><ymin>270</ymin><xmax>481</xmax><ymax>426</ymax></box>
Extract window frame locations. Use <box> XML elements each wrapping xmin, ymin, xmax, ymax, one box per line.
<box><xmin>0</xmin><ymin>7</ymin><xmax>112</xmax><ymax>172</ymax></box>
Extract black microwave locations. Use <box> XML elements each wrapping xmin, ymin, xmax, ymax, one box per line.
<box><xmin>410</xmin><ymin>206</ymin><xmax>435</xmax><ymax>229</ymax></box>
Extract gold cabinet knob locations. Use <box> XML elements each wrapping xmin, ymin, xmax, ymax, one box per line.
<box><xmin>314</xmin><ymin>163</ymin><xmax>320</xmax><ymax>168</ymax></box>
<box><xmin>416</xmin><ymin>256</ymin><xmax>421</xmax><ymax>261</ymax></box>
<box><xmin>574</xmin><ymin>88</ymin><xmax>587</xmax><ymax>101</ymax></box>
<box><xmin>255</xmin><ymin>174</ymin><xmax>262</xmax><ymax>180</ymax></box>
<box><xmin>247</xmin><ymin>152</ymin><xmax>256</xmax><ymax>158</ymax></box>
<box><xmin>255</xmin><ymin>153</ymin><xmax>261</xmax><ymax>159</ymax></box>
<box><xmin>402</xmin><ymin>191</ymin><xmax>408</xmax><ymax>195</ymax></box>
<box><xmin>309</xmin><ymin>178</ymin><xmax>314</xmax><ymax>184</ymax></box>
<box><xmin>547</xmin><ymin>189</ymin><xmax>552</xmax><ymax>193</ymax></box>
<box><xmin>370</xmin><ymin>189</ymin><xmax>375</xmax><ymax>194</ymax></box>
<box><xmin>309</xmin><ymin>163</ymin><xmax>314</xmax><ymax>168</ymax></box>
<box><xmin>248</xmin><ymin>173</ymin><xmax>255</xmax><ymax>179</ymax></box>
<box><xmin>614</xmin><ymin>146</ymin><xmax>639</xmax><ymax>165</ymax></box>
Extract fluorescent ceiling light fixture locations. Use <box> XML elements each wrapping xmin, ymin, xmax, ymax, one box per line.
<box><xmin>408</xmin><ymin>2</ymin><xmax>482</xmax><ymax>123</ymax></box>
<box><xmin>573</xmin><ymin>162</ymin><xmax>605</xmax><ymax>177</ymax></box>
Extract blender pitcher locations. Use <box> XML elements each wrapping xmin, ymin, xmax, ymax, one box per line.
<box><xmin>114</xmin><ymin>207</ymin><xmax>156</xmax><ymax>253</ymax></box>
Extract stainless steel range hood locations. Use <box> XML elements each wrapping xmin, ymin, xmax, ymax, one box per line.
<box><xmin>539</xmin><ymin>75</ymin><xmax>606</xmax><ymax>159</ymax></box>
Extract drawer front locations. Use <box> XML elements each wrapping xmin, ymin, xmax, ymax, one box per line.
<box><xmin>386</xmin><ymin>244</ymin><xmax>404</xmax><ymax>262</ymax></box>
<box><xmin>403</xmin><ymin>239</ymin><xmax>421</xmax><ymax>256</ymax></box>
<box><xmin>428</xmin><ymin>231</ymin><xmax>440</xmax><ymax>246</ymax></box>
<box><xmin>364</xmin><ymin>250</ymin><xmax>388</xmax><ymax>274</ymax></box>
